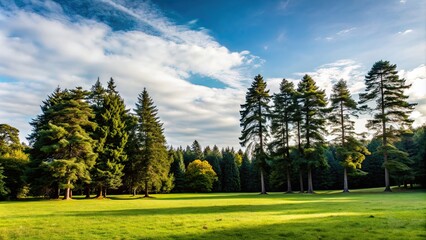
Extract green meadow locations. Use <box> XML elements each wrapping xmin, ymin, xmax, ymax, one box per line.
<box><xmin>1</xmin><ymin>188</ymin><xmax>425</xmax><ymax>240</ymax></box>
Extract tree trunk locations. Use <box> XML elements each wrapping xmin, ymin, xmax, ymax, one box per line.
<box><xmin>56</xmin><ymin>186</ymin><xmax>60</xmax><ymax>199</ymax></box>
<box><xmin>144</xmin><ymin>180</ymin><xmax>149</xmax><ymax>197</ymax></box>
<box><xmin>380</xmin><ymin>73</ymin><xmax>392</xmax><ymax>192</ymax></box>
<box><xmin>307</xmin><ymin>166</ymin><xmax>314</xmax><ymax>193</ymax></box>
<box><xmin>103</xmin><ymin>188</ymin><xmax>107</xmax><ymax>198</ymax></box>
<box><xmin>286</xmin><ymin>167</ymin><xmax>292</xmax><ymax>193</ymax></box>
<box><xmin>384</xmin><ymin>167</ymin><xmax>391</xmax><ymax>192</ymax></box>
<box><xmin>343</xmin><ymin>167</ymin><xmax>349</xmax><ymax>192</ymax></box>
<box><xmin>64</xmin><ymin>180</ymin><xmax>71</xmax><ymax>200</ymax></box>
<box><xmin>133</xmin><ymin>188</ymin><xmax>137</xmax><ymax>196</ymax></box>
<box><xmin>97</xmin><ymin>185</ymin><xmax>103</xmax><ymax>199</ymax></box>
<box><xmin>260</xmin><ymin>168</ymin><xmax>267</xmax><ymax>194</ymax></box>
<box><xmin>85</xmin><ymin>184</ymin><xmax>91</xmax><ymax>198</ymax></box>
<box><xmin>299</xmin><ymin>170</ymin><xmax>304</xmax><ymax>193</ymax></box>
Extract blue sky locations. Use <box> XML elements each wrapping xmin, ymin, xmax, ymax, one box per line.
<box><xmin>0</xmin><ymin>0</ymin><xmax>425</xmax><ymax>148</ymax></box>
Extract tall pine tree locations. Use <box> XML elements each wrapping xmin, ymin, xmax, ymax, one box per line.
<box><xmin>359</xmin><ymin>60</ymin><xmax>416</xmax><ymax>192</ymax></box>
<box><xmin>329</xmin><ymin>79</ymin><xmax>370</xmax><ymax>192</ymax></box>
<box><xmin>90</xmin><ymin>78</ymin><xmax>128</xmax><ymax>198</ymax></box>
<box><xmin>134</xmin><ymin>88</ymin><xmax>170</xmax><ymax>197</ymax></box>
<box><xmin>297</xmin><ymin>74</ymin><xmax>328</xmax><ymax>193</ymax></box>
<box><xmin>240</xmin><ymin>74</ymin><xmax>271</xmax><ymax>194</ymax></box>
<box><xmin>270</xmin><ymin>79</ymin><xmax>296</xmax><ymax>193</ymax></box>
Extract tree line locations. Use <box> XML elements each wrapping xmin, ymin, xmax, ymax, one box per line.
<box><xmin>0</xmin><ymin>60</ymin><xmax>425</xmax><ymax>200</ymax></box>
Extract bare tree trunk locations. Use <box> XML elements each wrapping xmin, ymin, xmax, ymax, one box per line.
<box><xmin>384</xmin><ymin>167</ymin><xmax>391</xmax><ymax>192</ymax></box>
<box><xmin>380</xmin><ymin>73</ymin><xmax>392</xmax><ymax>192</ymax></box>
<box><xmin>307</xmin><ymin>167</ymin><xmax>314</xmax><ymax>193</ymax></box>
<box><xmin>133</xmin><ymin>188</ymin><xmax>136</xmax><ymax>196</ymax></box>
<box><xmin>103</xmin><ymin>188</ymin><xmax>107</xmax><ymax>198</ymax></box>
<box><xmin>343</xmin><ymin>167</ymin><xmax>349</xmax><ymax>193</ymax></box>
<box><xmin>286</xmin><ymin>168</ymin><xmax>293</xmax><ymax>193</ymax></box>
<box><xmin>64</xmin><ymin>180</ymin><xmax>71</xmax><ymax>200</ymax></box>
<box><xmin>260</xmin><ymin>169</ymin><xmax>267</xmax><ymax>194</ymax></box>
<box><xmin>299</xmin><ymin>170</ymin><xmax>304</xmax><ymax>193</ymax></box>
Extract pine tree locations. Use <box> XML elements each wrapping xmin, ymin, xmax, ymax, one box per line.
<box><xmin>239</xmin><ymin>152</ymin><xmax>252</xmax><ymax>192</ymax></box>
<box><xmin>169</xmin><ymin>148</ymin><xmax>186</xmax><ymax>192</ymax></box>
<box><xmin>329</xmin><ymin>79</ymin><xmax>370</xmax><ymax>192</ymax></box>
<box><xmin>134</xmin><ymin>88</ymin><xmax>170</xmax><ymax>197</ymax></box>
<box><xmin>90</xmin><ymin>78</ymin><xmax>128</xmax><ymax>198</ymax></box>
<box><xmin>270</xmin><ymin>78</ymin><xmax>296</xmax><ymax>193</ymax></box>
<box><xmin>205</xmin><ymin>145</ymin><xmax>222</xmax><ymax>191</ymax></box>
<box><xmin>359</xmin><ymin>60</ymin><xmax>416</xmax><ymax>192</ymax></box>
<box><xmin>240</xmin><ymin>74</ymin><xmax>271</xmax><ymax>194</ymax></box>
<box><xmin>191</xmin><ymin>140</ymin><xmax>204</xmax><ymax>160</ymax></box>
<box><xmin>297</xmin><ymin>74</ymin><xmax>328</xmax><ymax>193</ymax></box>
<box><xmin>28</xmin><ymin>87</ymin><xmax>66</xmax><ymax>198</ymax></box>
<box><xmin>30</xmin><ymin>87</ymin><xmax>96</xmax><ymax>200</ymax></box>
<box><xmin>221</xmin><ymin>148</ymin><xmax>241</xmax><ymax>192</ymax></box>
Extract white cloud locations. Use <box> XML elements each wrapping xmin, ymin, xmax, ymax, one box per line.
<box><xmin>0</xmin><ymin>3</ymin><xmax>261</xmax><ymax>149</ymax></box>
<box><xmin>398</xmin><ymin>29</ymin><xmax>413</xmax><ymax>35</ymax></box>
<box><xmin>337</xmin><ymin>27</ymin><xmax>356</xmax><ymax>35</ymax></box>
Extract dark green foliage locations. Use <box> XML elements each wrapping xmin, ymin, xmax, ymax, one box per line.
<box><xmin>191</xmin><ymin>140</ymin><xmax>204</xmax><ymax>160</ymax></box>
<box><xmin>28</xmin><ymin>87</ymin><xmax>97</xmax><ymax>199</ymax></box>
<box><xmin>240</xmin><ymin>74</ymin><xmax>271</xmax><ymax>194</ymax></box>
<box><xmin>270</xmin><ymin>79</ymin><xmax>296</xmax><ymax>192</ymax></box>
<box><xmin>221</xmin><ymin>149</ymin><xmax>240</xmax><ymax>192</ymax></box>
<box><xmin>169</xmin><ymin>148</ymin><xmax>186</xmax><ymax>192</ymax></box>
<box><xmin>412</xmin><ymin>126</ymin><xmax>426</xmax><ymax>187</ymax></box>
<box><xmin>90</xmin><ymin>78</ymin><xmax>128</xmax><ymax>197</ymax></box>
<box><xmin>134</xmin><ymin>88</ymin><xmax>170</xmax><ymax>197</ymax></box>
<box><xmin>205</xmin><ymin>145</ymin><xmax>222</xmax><ymax>191</ymax></box>
<box><xmin>239</xmin><ymin>152</ymin><xmax>253</xmax><ymax>192</ymax></box>
<box><xmin>359</xmin><ymin>60</ymin><xmax>416</xmax><ymax>191</ymax></box>
<box><xmin>185</xmin><ymin>160</ymin><xmax>217</xmax><ymax>192</ymax></box>
<box><xmin>122</xmin><ymin>113</ymin><xmax>141</xmax><ymax>195</ymax></box>
<box><xmin>297</xmin><ymin>74</ymin><xmax>328</xmax><ymax>193</ymax></box>
<box><xmin>0</xmin><ymin>166</ymin><xmax>8</xmax><ymax>199</ymax></box>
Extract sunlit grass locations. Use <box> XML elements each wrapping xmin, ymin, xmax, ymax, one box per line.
<box><xmin>1</xmin><ymin>188</ymin><xmax>425</xmax><ymax>239</ymax></box>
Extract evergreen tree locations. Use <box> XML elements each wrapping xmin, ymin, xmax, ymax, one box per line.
<box><xmin>191</xmin><ymin>140</ymin><xmax>204</xmax><ymax>160</ymax></box>
<box><xmin>413</xmin><ymin>126</ymin><xmax>426</xmax><ymax>187</ymax></box>
<box><xmin>270</xmin><ymin>78</ymin><xmax>296</xmax><ymax>193</ymax></box>
<box><xmin>90</xmin><ymin>78</ymin><xmax>128</xmax><ymax>198</ymax></box>
<box><xmin>239</xmin><ymin>152</ymin><xmax>252</xmax><ymax>192</ymax></box>
<box><xmin>359</xmin><ymin>60</ymin><xmax>416</xmax><ymax>191</ymax></box>
<box><xmin>123</xmin><ymin>113</ymin><xmax>141</xmax><ymax>195</ymax></box>
<box><xmin>169</xmin><ymin>148</ymin><xmax>186</xmax><ymax>192</ymax></box>
<box><xmin>30</xmin><ymin>87</ymin><xmax>96</xmax><ymax>199</ymax></box>
<box><xmin>221</xmin><ymin>148</ymin><xmax>241</xmax><ymax>192</ymax></box>
<box><xmin>205</xmin><ymin>145</ymin><xmax>222</xmax><ymax>191</ymax></box>
<box><xmin>239</xmin><ymin>74</ymin><xmax>271</xmax><ymax>194</ymax></box>
<box><xmin>329</xmin><ymin>79</ymin><xmax>370</xmax><ymax>192</ymax></box>
<box><xmin>134</xmin><ymin>88</ymin><xmax>170</xmax><ymax>197</ymax></box>
<box><xmin>297</xmin><ymin>74</ymin><xmax>328</xmax><ymax>193</ymax></box>
<box><xmin>27</xmin><ymin>87</ymin><xmax>66</xmax><ymax>198</ymax></box>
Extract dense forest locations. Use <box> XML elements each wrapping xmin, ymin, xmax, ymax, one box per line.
<box><xmin>0</xmin><ymin>60</ymin><xmax>425</xmax><ymax>200</ymax></box>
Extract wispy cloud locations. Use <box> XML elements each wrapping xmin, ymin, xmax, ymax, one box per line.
<box><xmin>398</xmin><ymin>29</ymin><xmax>413</xmax><ymax>35</ymax></box>
<box><xmin>317</xmin><ymin>27</ymin><xmax>357</xmax><ymax>41</ymax></box>
<box><xmin>337</xmin><ymin>27</ymin><xmax>357</xmax><ymax>35</ymax></box>
<box><xmin>0</xmin><ymin>1</ymin><xmax>264</xmax><ymax>148</ymax></box>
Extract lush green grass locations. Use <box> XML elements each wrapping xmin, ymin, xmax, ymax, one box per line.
<box><xmin>1</xmin><ymin>188</ymin><xmax>425</xmax><ymax>239</ymax></box>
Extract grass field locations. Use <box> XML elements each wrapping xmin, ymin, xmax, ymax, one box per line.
<box><xmin>1</xmin><ymin>188</ymin><xmax>425</xmax><ymax>239</ymax></box>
